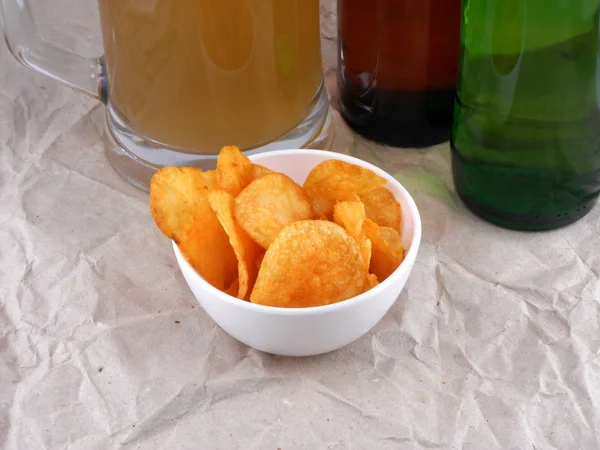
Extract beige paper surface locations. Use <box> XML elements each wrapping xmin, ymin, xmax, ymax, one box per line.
<box><xmin>1</xmin><ymin>1</ymin><xmax>599</xmax><ymax>449</ymax></box>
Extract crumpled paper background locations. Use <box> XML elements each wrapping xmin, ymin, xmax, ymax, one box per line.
<box><xmin>1</xmin><ymin>1</ymin><xmax>599</xmax><ymax>449</ymax></box>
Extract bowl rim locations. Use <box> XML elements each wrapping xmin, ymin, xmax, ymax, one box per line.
<box><xmin>173</xmin><ymin>149</ymin><xmax>422</xmax><ymax>316</ymax></box>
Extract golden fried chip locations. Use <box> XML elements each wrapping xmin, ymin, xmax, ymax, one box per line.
<box><xmin>359</xmin><ymin>187</ymin><xmax>402</xmax><ymax>231</ymax></box>
<box><xmin>334</xmin><ymin>200</ymin><xmax>366</xmax><ymax>241</ymax></box>
<box><xmin>312</xmin><ymin>198</ymin><xmax>335</xmax><ymax>220</ymax></box>
<box><xmin>333</xmin><ymin>200</ymin><xmax>371</xmax><ymax>269</ymax></box>
<box><xmin>303</xmin><ymin>160</ymin><xmax>388</xmax><ymax>202</ymax></box>
<box><xmin>250</xmin><ymin>220</ymin><xmax>367</xmax><ymax>308</ymax></box>
<box><xmin>255</xmin><ymin>251</ymin><xmax>265</xmax><ymax>271</ymax></box>
<box><xmin>313</xmin><ymin>194</ymin><xmax>362</xmax><ymax>220</ymax></box>
<box><xmin>363</xmin><ymin>219</ymin><xmax>405</xmax><ymax>282</ymax></box>
<box><xmin>252</xmin><ymin>164</ymin><xmax>275</xmax><ymax>180</ymax></box>
<box><xmin>367</xmin><ymin>273</ymin><xmax>379</xmax><ymax>290</ymax></box>
<box><xmin>225</xmin><ymin>278</ymin><xmax>239</xmax><ymax>297</ymax></box>
<box><xmin>235</xmin><ymin>173</ymin><xmax>314</xmax><ymax>249</ymax></box>
<box><xmin>150</xmin><ymin>167</ymin><xmax>216</xmax><ymax>238</ymax></box>
<box><xmin>216</xmin><ymin>146</ymin><xmax>254</xmax><ymax>196</ymax></box>
<box><xmin>150</xmin><ymin>167</ymin><xmax>237</xmax><ymax>290</ymax></box>
<box><xmin>379</xmin><ymin>226</ymin><xmax>404</xmax><ymax>254</ymax></box>
<box><xmin>208</xmin><ymin>190</ymin><xmax>261</xmax><ymax>300</ymax></box>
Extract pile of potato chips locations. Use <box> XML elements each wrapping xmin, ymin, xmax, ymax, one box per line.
<box><xmin>150</xmin><ymin>146</ymin><xmax>405</xmax><ymax>308</ymax></box>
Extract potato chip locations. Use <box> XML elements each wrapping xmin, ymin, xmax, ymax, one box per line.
<box><xmin>150</xmin><ymin>167</ymin><xmax>215</xmax><ymax>238</ymax></box>
<box><xmin>250</xmin><ymin>220</ymin><xmax>367</xmax><ymax>308</ymax></box>
<box><xmin>312</xmin><ymin>198</ymin><xmax>335</xmax><ymax>220</ymax></box>
<box><xmin>255</xmin><ymin>251</ymin><xmax>265</xmax><ymax>271</ymax></box>
<box><xmin>303</xmin><ymin>160</ymin><xmax>388</xmax><ymax>202</ymax></box>
<box><xmin>313</xmin><ymin>194</ymin><xmax>364</xmax><ymax>220</ymax></box>
<box><xmin>333</xmin><ymin>200</ymin><xmax>366</xmax><ymax>242</ymax></box>
<box><xmin>235</xmin><ymin>173</ymin><xmax>314</xmax><ymax>249</ymax></box>
<box><xmin>359</xmin><ymin>187</ymin><xmax>402</xmax><ymax>231</ymax></box>
<box><xmin>333</xmin><ymin>200</ymin><xmax>371</xmax><ymax>269</ymax></box>
<box><xmin>378</xmin><ymin>226</ymin><xmax>404</xmax><ymax>254</ymax></box>
<box><xmin>150</xmin><ymin>167</ymin><xmax>237</xmax><ymax>290</ymax></box>
<box><xmin>252</xmin><ymin>164</ymin><xmax>275</xmax><ymax>180</ymax></box>
<box><xmin>208</xmin><ymin>190</ymin><xmax>261</xmax><ymax>300</ymax></box>
<box><xmin>216</xmin><ymin>145</ymin><xmax>254</xmax><ymax>196</ymax></box>
<box><xmin>367</xmin><ymin>273</ymin><xmax>379</xmax><ymax>290</ymax></box>
<box><xmin>363</xmin><ymin>218</ymin><xmax>405</xmax><ymax>281</ymax></box>
<box><xmin>225</xmin><ymin>278</ymin><xmax>240</xmax><ymax>297</ymax></box>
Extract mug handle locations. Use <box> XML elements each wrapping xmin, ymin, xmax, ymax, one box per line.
<box><xmin>0</xmin><ymin>0</ymin><xmax>107</xmax><ymax>102</ymax></box>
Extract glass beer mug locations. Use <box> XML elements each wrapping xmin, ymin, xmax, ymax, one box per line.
<box><xmin>0</xmin><ymin>0</ymin><xmax>332</xmax><ymax>189</ymax></box>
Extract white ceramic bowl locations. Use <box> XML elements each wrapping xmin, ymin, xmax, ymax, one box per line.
<box><xmin>173</xmin><ymin>149</ymin><xmax>422</xmax><ymax>357</ymax></box>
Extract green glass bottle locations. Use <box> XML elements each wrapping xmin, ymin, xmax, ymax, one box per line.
<box><xmin>452</xmin><ymin>0</ymin><xmax>600</xmax><ymax>230</ymax></box>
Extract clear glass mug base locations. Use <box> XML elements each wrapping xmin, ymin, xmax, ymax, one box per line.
<box><xmin>103</xmin><ymin>84</ymin><xmax>334</xmax><ymax>191</ymax></box>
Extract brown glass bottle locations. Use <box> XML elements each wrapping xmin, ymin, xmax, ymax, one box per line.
<box><xmin>338</xmin><ymin>0</ymin><xmax>462</xmax><ymax>147</ymax></box>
